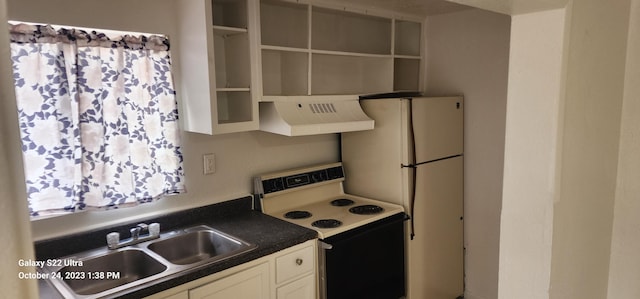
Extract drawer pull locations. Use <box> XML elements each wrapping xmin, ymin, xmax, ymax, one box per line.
<box><xmin>296</xmin><ymin>258</ymin><xmax>303</xmax><ymax>266</ymax></box>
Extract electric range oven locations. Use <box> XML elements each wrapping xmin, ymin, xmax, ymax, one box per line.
<box><xmin>254</xmin><ymin>163</ymin><xmax>407</xmax><ymax>299</ymax></box>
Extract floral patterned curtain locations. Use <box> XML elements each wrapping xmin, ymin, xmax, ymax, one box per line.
<box><xmin>9</xmin><ymin>23</ymin><xmax>186</xmax><ymax>217</ymax></box>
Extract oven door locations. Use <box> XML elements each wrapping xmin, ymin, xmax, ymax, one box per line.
<box><xmin>318</xmin><ymin>213</ymin><xmax>407</xmax><ymax>299</ymax></box>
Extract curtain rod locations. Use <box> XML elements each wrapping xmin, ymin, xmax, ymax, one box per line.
<box><xmin>8</xmin><ymin>20</ymin><xmax>163</xmax><ymax>39</ymax></box>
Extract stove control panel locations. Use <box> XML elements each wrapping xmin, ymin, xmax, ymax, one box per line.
<box><xmin>260</xmin><ymin>165</ymin><xmax>344</xmax><ymax>195</ymax></box>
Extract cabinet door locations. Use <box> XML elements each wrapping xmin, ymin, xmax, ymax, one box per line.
<box><xmin>276</xmin><ymin>275</ymin><xmax>316</xmax><ymax>299</ymax></box>
<box><xmin>189</xmin><ymin>263</ymin><xmax>269</xmax><ymax>299</ymax></box>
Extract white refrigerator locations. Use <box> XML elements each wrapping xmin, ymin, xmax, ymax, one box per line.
<box><xmin>341</xmin><ymin>96</ymin><xmax>464</xmax><ymax>299</ymax></box>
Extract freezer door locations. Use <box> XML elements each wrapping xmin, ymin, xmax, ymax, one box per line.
<box><xmin>407</xmin><ymin>156</ymin><xmax>463</xmax><ymax>299</ymax></box>
<box><xmin>411</xmin><ymin>97</ymin><xmax>463</xmax><ymax>162</ymax></box>
<box><xmin>341</xmin><ymin>98</ymin><xmax>411</xmax><ymax>207</ymax></box>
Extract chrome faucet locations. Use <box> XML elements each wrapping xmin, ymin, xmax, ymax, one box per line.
<box><xmin>130</xmin><ymin>223</ymin><xmax>147</xmax><ymax>240</ymax></box>
<box><xmin>107</xmin><ymin>222</ymin><xmax>160</xmax><ymax>249</ymax></box>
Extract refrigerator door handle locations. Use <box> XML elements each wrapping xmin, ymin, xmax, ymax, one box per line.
<box><xmin>408</xmin><ymin>166</ymin><xmax>417</xmax><ymax>240</ymax></box>
<box><xmin>401</xmin><ymin>154</ymin><xmax>462</xmax><ymax>168</ymax></box>
<box><xmin>403</xmin><ymin>98</ymin><xmax>463</xmax><ymax>241</ymax></box>
<box><xmin>407</xmin><ymin>98</ymin><xmax>418</xmax><ymax>240</ymax></box>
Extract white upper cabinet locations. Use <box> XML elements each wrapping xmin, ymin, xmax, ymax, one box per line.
<box><xmin>176</xmin><ymin>0</ymin><xmax>423</xmax><ymax>134</ymax></box>
<box><xmin>259</xmin><ymin>0</ymin><xmax>423</xmax><ymax>97</ymax></box>
<box><xmin>177</xmin><ymin>0</ymin><xmax>260</xmax><ymax>135</ymax></box>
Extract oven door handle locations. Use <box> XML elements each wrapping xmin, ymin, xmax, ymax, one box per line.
<box><xmin>318</xmin><ymin>240</ymin><xmax>333</xmax><ymax>299</ymax></box>
<box><xmin>319</xmin><ymin>241</ymin><xmax>333</xmax><ymax>250</ymax></box>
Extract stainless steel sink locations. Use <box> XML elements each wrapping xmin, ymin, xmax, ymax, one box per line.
<box><xmin>59</xmin><ymin>249</ymin><xmax>167</xmax><ymax>295</ymax></box>
<box><xmin>42</xmin><ymin>225</ymin><xmax>256</xmax><ymax>298</ymax></box>
<box><xmin>148</xmin><ymin>228</ymin><xmax>255</xmax><ymax>265</ymax></box>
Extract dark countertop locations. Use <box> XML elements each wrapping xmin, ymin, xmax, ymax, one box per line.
<box><xmin>36</xmin><ymin>196</ymin><xmax>317</xmax><ymax>299</ymax></box>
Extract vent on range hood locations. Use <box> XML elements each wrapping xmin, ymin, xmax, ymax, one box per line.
<box><xmin>259</xmin><ymin>96</ymin><xmax>374</xmax><ymax>136</ymax></box>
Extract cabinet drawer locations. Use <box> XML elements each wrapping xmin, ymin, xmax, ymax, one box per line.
<box><xmin>276</xmin><ymin>244</ymin><xmax>315</xmax><ymax>284</ymax></box>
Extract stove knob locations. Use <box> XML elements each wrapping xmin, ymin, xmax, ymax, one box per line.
<box><xmin>310</xmin><ymin>170</ymin><xmax>326</xmax><ymax>183</ymax></box>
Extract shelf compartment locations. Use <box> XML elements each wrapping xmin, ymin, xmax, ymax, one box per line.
<box><xmin>311</xmin><ymin>49</ymin><xmax>391</xmax><ymax>58</ymax></box>
<box><xmin>213</xmin><ymin>25</ymin><xmax>248</xmax><ymax>35</ymax></box>
<box><xmin>312</xmin><ymin>6</ymin><xmax>391</xmax><ymax>55</ymax></box>
<box><xmin>262</xmin><ymin>49</ymin><xmax>309</xmax><ymax>96</ymax></box>
<box><xmin>311</xmin><ymin>53</ymin><xmax>392</xmax><ymax>95</ymax></box>
<box><xmin>212</xmin><ymin>0</ymin><xmax>248</xmax><ymax>29</ymax></box>
<box><xmin>394</xmin><ymin>20</ymin><xmax>421</xmax><ymax>56</ymax></box>
<box><xmin>394</xmin><ymin>58</ymin><xmax>420</xmax><ymax>91</ymax></box>
<box><xmin>260</xmin><ymin>0</ymin><xmax>308</xmax><ymax>49</ymax></box>
<box><xmin>216</xmin><ymin>90</ymin><xmax>254</xmax><ymax>123</ymax></box>
<box><xmin>213</xmin><ymin>31</ymin><xmax>251</xmax><ymax>89</ymax></box>
<box><xmin>261</xmin><ymin>45</ymin><xmax>309</xmax><ymax>53</ymax></box>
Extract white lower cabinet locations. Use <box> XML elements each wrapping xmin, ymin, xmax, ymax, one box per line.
<box><xmin>145</xmin><ymin>240</ymin><xmax>317</xmax><ymax>299</ymax></box>
<box><xmin>274</xmin><ymin>242</ymin><xmax>315</xmax><ymax>299</ymax></box>
<box><xmin>190</xmin><ymin>262</ymin><xmax>270</xmax><ymax>299</ymax></box>
<box><xmin>276</xmin><ymin>275</ymin><xmax>316</xmax><ymax>299</ymax></box>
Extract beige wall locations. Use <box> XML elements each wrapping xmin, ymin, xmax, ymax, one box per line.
<box><xmin>448</xmin><ymin>0</ymin><xmax>639</xmax><ymax>297</ymax></box>
<box><xmin>6</xmin><ymin>0</ymin><xmax>340</xmax><ymax>241</ymax></box>
<box><xmin>498</xmin><ymin>7</ymin><xmax>569</xmax><ymax>299</ymax></box>
<box><xmin>549</xmin><ymin>0</ymin><xmax>630</xmax><ymax>297</ymax></box>
<box><xmin>424</xmin><ymin>8</ymin><xmax>510</xmax><ymax>299</ymax></box>
<box><xmin>495</xmin><ymin>0</ymin><xmax>637</xmax><ymax>298</ymax></box>
<box><xmin>607</xmin><ymin>0</ymin><xmax>640</xmax><ymax>298</ymax></box>
<box><xmin>0</xmin><ymin>0</ymin><xmax>38</xmax><ymax>297</ymax></box>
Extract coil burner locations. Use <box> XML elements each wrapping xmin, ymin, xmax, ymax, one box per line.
<box><xmin>312</xmin><ymin>219</ymin><xmax>342</xmax><ymax>229</ymax></box>
<box><xmin>349</xmin><ymin>205</ymin><xmax>384</xmax><ymax>215</ymax></box>
<box><xmin>284</xmin><ymin>211</ymin><xmax>312</xmax><ymax>219</ymax></box>
<box><xmin>330</xmin><ymin>198</ymin><xmax>355</xmax><ymax>206</ymax></box>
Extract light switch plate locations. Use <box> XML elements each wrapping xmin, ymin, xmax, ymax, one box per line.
<box><xmin>203</xmin><ymin>153</ymin><xmax>215</xmax><ymax>175</ymax></box>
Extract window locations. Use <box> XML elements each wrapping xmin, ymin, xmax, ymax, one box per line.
<box><xmin>9</xmin><ymin>23</ymin><xmax>186</xmax><ymax>218</ymax></box>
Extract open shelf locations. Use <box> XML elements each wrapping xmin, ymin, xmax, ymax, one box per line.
<box><xmin>262</xmin><ymin>49</ymin><xmax>308</xmax><ymax>96</ymax></box>
<box><xmin>312</xmin><ymin>7</ymin><xmax>391</xmax><ymax>55</ymax></box>
<box><xmin>260</xmin><ymin>0</ymin><xmax>308</xmax><ymax>49</ymax></box>
<box><xmin>394</xmin><ymin>58</ymin><xmax>420</xmax><ymax>91</ymax></box>
<box><xmin>259</xmin><ymin>0</ymin><xmax>422</xmax><ymax>97</ymax></box>
<box><xmin>213</xmin><ymin>25</ymin><xmax>248</xmax><ymax>35</ymax></box>
<box><xmin>213</xmin><ymin>31</ymin><xmax>251</xmax><ymax>89</ymax></box>
<box><xmin>212</xmin><ymin>0</ymin><xmax>248</xmax><ymax>29</ymax></box>
<box><xmin>311</xmin><ymin>54</ymin><xmax>392</xmax><ymax>95</ymax></box>
<box><xmin>216</xmin><ymin>91</ymin><xmax>254</xmax><ymax>123</ymax></box>
<box><xmin>395</xmin><ymin>20</ymin><xmax>421</xmax><ymax>57</ymax></box>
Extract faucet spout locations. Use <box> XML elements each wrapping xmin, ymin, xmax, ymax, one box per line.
<box><xmin>107</xmin><ymin>223</ymin><xmax>161</xmax><ymax>249</ymax></box>
<box><xmin>130</xmin><ymin>227</ymin><xmax>141</xmax><ymax>240</ymax></box>
<box><xmin>130</xmin><ymin>223</ymin><xmax>148</xmax><ymax>240</ymax></box>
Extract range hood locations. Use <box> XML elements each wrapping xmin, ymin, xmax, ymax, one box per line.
<box><xmin>259</xmin><ymin>96</ymin><xmax>374</xmax><ymax>136</ymax></box>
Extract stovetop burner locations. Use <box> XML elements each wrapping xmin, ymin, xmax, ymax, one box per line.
<box><xmin>330</xmin><ymin>198</ymin><xmax>355</xmax><ymax>206</ymax></box>
<box><xmin>284</xmin><ymin>210</ymin><xmax>312</xmax><ymax>219</ymax></box>
<box><xmin>349</xmin><ymin>205</ymin><xmax>384</xmax><ymax>215</ymax></box>
<box><xmin>312</xmin><ymin>219</ymin><xmax>343</xmax><ymax>229</ymax></box>
<box><xmin>258</xmin><ymin>163</ymin><xmax>406</xmax><ymax>239</ymax></box>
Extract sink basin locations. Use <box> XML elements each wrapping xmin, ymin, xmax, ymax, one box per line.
<box><xmin>148</xmin><ymin>228</ymin><xmax>256</xmax><ymax>265</ymax></box>
<box><xmin>60</xmin><ymin>249</ymin><xmax>167</xmax><ymax>295</ymax></box>
<box><xmin>43</xmin><ymin>225</ymin><xmax>256</xmax><ymax>298</ymax></box>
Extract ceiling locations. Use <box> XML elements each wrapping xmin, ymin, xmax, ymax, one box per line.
<box><xmin>332</xmin><ymin>0</ymin><xmax>569</xmax><ymax>17</ymax></box>
<box><xmin>332</xmin><ymin>0</ymin><xmax>473</xmax><ymax>17</ymax></box>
